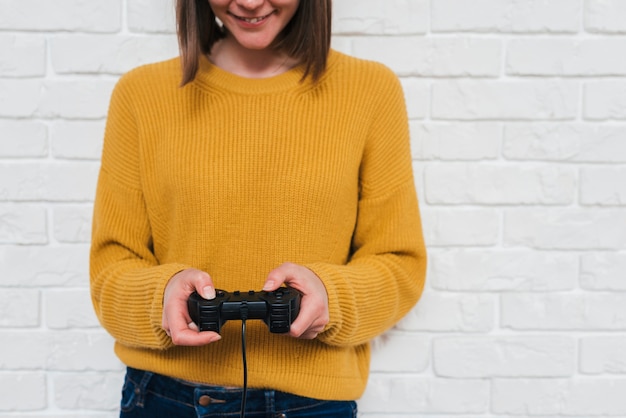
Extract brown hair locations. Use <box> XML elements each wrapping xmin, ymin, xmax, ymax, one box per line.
<box><xmin>176</xmin><ymin>0</ymin><xmax>332</xmax><ymax>86</ymax></box>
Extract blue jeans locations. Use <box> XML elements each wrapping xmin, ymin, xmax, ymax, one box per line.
<box><xmin>120</xmin><ymin>367</ymin><xmax>358</xmax><ymax>418</ymax></box>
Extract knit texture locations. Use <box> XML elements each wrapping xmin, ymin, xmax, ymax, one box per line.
<box><xmin>90</xmin><ymin>50</ymin><xmax>427</xmax><ymax>400</ymax></box>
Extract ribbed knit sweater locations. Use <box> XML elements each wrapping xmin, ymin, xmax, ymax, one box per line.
<box><xmin>90</xmin><ymin>50</ymin><xmax>426</xmax><ymax>400</ymax></box>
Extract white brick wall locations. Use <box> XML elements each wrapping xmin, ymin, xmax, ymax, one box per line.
<box><xmin>1</xmin><ymin>0</ymin><xmax>625</xmax><ymax>416</ymax></box>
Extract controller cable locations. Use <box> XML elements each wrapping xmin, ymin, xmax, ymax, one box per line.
<box><xmin>240</xmin><ymin>304</ymin><xmax>249</xmax><ymax>418</ymax></box>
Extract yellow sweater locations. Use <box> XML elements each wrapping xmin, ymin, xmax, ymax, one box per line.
<box><xmin>90</xmin><ymin>50</ymin><xmax>426</xmax><ymax>400</ymax></box>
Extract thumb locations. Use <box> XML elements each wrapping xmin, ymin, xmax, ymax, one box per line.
<box><xmin>200</xmin><ymin>284</ymin><xmax>216</xmax><ymax>300</ymax></box>
<box><xmin>263</xmin><ymin>264</ymin><xmax>290</xmax><ymax>291</ymax></box>
<box><xmin>185</xmin><ymin>269</ymin><xmax>215</xmax><ymax>300</ymax></box>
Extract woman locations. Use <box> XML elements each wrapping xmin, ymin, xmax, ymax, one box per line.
<box><xmin>90</xmin><ymin>0</ymin><xmax>427</xmax><ymax>416</ymax></box>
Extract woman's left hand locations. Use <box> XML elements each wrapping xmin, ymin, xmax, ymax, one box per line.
<box><xmin>263</xmin><ymin>262</ymin><xmax>329</xmax><ymax>339</ymax></box>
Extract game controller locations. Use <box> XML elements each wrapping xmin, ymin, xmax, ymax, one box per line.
<box><xmin>188</xmin><ymin>288</ymin><xmax>302</xmax><ymax>334</ymax></box>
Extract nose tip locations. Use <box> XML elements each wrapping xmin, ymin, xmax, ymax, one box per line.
<box><xmin>236</xmin><ymin>0</ymin><xmax>264</xmax><ymax>9</ymax></box>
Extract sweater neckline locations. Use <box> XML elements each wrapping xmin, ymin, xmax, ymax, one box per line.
<box><xmin>192</xmin><ymin>50</ymin><xmax>339</xmax><ymax>95</ymax></box>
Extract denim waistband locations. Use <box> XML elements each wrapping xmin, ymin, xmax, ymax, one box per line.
<box><xmin>122</xmin><ymin>366</ymin><xmax>357</xmax><ymax>418</ymax></box>
<box><xmin>126</xmin><ymin>366</ymin><xmax>251</xmax><ymax>407</ymax></box>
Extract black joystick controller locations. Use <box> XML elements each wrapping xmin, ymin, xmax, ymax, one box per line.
<box><xmin>188</xmin><ymin>288</ymin><xmax>302</xmax><ymax>334</ymax></box>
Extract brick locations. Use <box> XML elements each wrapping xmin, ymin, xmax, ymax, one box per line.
<box><xmin>401</xmin><ymin>78</ymin><xmax>429</xmax><ymax>120</ymax></box>
<box><xmin>504</xmin><ymin>123</ymin><xmax>626</xmax><ymax>163</ymax></box>
<box><xmin>424</xmin><ymin>163</ymin><xmax>576</xmax><ymax>205</ymax></box>
<box><xmin>128</xmin><ymin>0</ymin><xmax>176</xmax><ymax>33</ymax></box>
<box><xmin>432</xmin><ymin>0</ymin><xmax>580</xmax><ymax>33</ymax></box>
<box><xmin>429</xmin><ymin>249</ymin><xmax>577</xmax><ymax>291</ymax></box>
<box><xmin>421</xmin><ymin>208</ymin><xmax>500</xmax><ymax>247</ymax></box>
<box><xmin>508</xmin><ymin>39</ymin><xmax>626</xmax><ymax>76</ymax></box>
<box><xmin>0</xmin><ymin>204</ymin><xmax>47</xmax><ymax>244</ymax></box>
<box><xmin>0</xmin><ymin>373</ymin><xmax>46</xmax><ymax>411</ymax></box>
<box><xmin>0</xmin><ymin>120</ymin><xmax>48</xmax><ymax>158</ymax></box>
<box><xmin>580</xmin><ymin>336</ymin><xmax>626</xmax><ymax>374</ymax></box>
<box><xmin>54</xmin><ymin>372</ymin><xmax>123</xmax><ymax>410</ymax></box>
<box><xmin>0</xmin><ymin>79</ymin><xmax>43</xmax><ymax>117</ymax></box>
<box><xmin>356</xmin><ymin>410</ymin><xmax>516</xmax><ymax>418</ymax></box>
<box><xmin>370</xmin><ymin>332</ymin><xmax>429</xmax><ymax>373</ymax></box>
<box><xmin>397</xmin><ymin>290</ymin><xmax>495</xmax><ymax>332</ymax></box>
<box><xmin>329</xmin><ymin>36</ymin><xmax>351</xmax><ymax>56</ymax></box>
<box><xmin>586</xmin><ymin>0</ymin><xmax>626</xmax><ymax>33</ymax></box>
<box><xmin>53</xmin><ymin>205</ymin><xmax>94</xmax><ymax>243</ymax></box>
<box><xmin>360</xmin><ymin>376</ymin><xmax>489</xmax><ymax>414</ymax></box>
<box><xmin>581</xmin><ymin>253</ymin><xmax>626</xmax><ymax>291</ymax></box>
<box><xmin>51</xmin><ymin>35</ymin><xmax>179</xmax><ymax>75</ymax></box>
<box><xmin>352</xmin><ymin>37</ymin><xmax>500</xmax><ymax>77</ymax></box>
<box><xmin>0</xmin><ymin>331</ymin><xmax>121</xmax><ymax>371</ymax></box>
<box><xmin>422</xmin><ymin>207</ymin><xmax>500</xmax><ymax>245</ymax></box>
<box><xmin>504</xmin><ymin>208</ymin><xmax>626</xmax><ymax>250</ymax></box>
<box><xmin>0</xmin><ymin>331</ymin><xmax>123</xmax><ymax>371</ymax></box>
<box><xmin>0</xmin><ymin>289</ymin><xmax>40</xmax><ymax>327</ymax></box>
<box><xmin>493</xmin><ymin>378</ymin><xmax>626</xmax><ymax>415</ymax></box>
<box><xmin>333</xmin><ymin>0</ymin><xmax>428</xmax><ymax>35</ymax></box>
<box><xmin>411</xmin><ymin>122</ymin><xmax>501</xmax><ymax>160</ymax></box>
<box><xmin>355</xmin><ymin>416</ymin><xmax>480</xmax><ymax>418</ymax></box>
<box><xmin>434</xmin><ymin>336</ymin><xmax>576</xmax><ymax>378</ymax></box>
<box><xmin>12</xmin><ymin>415</ymin><xmax>114</xmax><ymax>418</ymax></box>
<box><xmin>0</xmin><ymin>245</ymin><xmax>89</xmax><ymax>287</ymax></box>
<box><xmin>0</xmin><ymin>33</ymin><xmax>46</xmax><ymax>77</ymax></box>
<box><xmin>585</xmin><ymin>81</ymin><xmax>626</xmax><ymax>120</ymax></box>
<box><xmin>433</xmin><ymin>80</ymin><xmax>579</xmax><ymax>120</ymax></box>
<box><xmin>581</xmin><ymin>166</ymin><xmax>626</xmax><ymax>206</ymax></box>
<box><xmin>502</xmin><ymin>293</ymin><xmax>626</xmax><ymax>330</ymax></box>
<box><xmin>51</xmin><ymin>120</ymin><xmax>105</xmax><ymax>160</ymax></box>
<box><xmin>38</xmin><ymin>79</ymin><xmax>116</xmax><ymax>119</ymax></box>
<box><xmin>412</xmin><ymin>161</ymin><xmax>425</xmax><ymax>203</ymax></box>
<box><xmin>45</xmin><ymin>289</ymin><xmax>100</xmax><ymax>329</ymax></box>
<box><xmin>0</xmin><ymin>162</ymin><xmax>99</xmax><ymax>202</ymax></box>
<box><xmin>0</xmin><ymin>0</ymin><xmax>121</xmax><ymax>32</ymax></box>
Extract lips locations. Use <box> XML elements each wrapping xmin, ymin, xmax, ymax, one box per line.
<box><xmin>229</xmin><ymin>11</ymin><xmax>274</xmax><ymax>24</ymax></box>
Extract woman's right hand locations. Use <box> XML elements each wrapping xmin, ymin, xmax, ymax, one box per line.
<box><xmin>161</xmin><ymin>268</ymin><xmax>222</xmax><ymax>346</ymax></box>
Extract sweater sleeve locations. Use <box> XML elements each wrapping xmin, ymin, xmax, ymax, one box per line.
<box><xmin>305</xmin><ymin>67</ymin><xmax>427</xmax><ymax>347</ymax></box>
<box><xmin>90</xmin><ymin>75</ymin><xmax>190</xmax><ymax>350</ymax></box>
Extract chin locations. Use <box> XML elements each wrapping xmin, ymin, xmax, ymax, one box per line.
<box><xmin>236</xmin><ymin>38</ymin><xmax>275</xmax><ymax>51</ymax></box>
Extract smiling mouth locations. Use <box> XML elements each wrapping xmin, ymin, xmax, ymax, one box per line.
<box><xmin>230</xmin><ymin>11</ymin><xmax>274</xmax><ymax>24</ymax></box>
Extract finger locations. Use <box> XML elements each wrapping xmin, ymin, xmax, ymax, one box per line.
<box><xmin>289</xmin><ymin>291</ymin><xmax>329</xmax><ymax>338</ymax></box>
<box><xmin>200</xmin><ymin>285</ymin><xmax>216</xmax><ymax>300</ymax></box>
<box><xmin>291</xmin><ymin>321</ymin><xmax>325</xmax><ymax>339</ymax></box>
<box><xmin>263</xmin><ymin>263</ymin><xmax>293</xmax><ymax>291</ymax></box>
<box><xmin>162</xmin><ymin>320</ymin><xmax>221</xmax><ymax>345</ymax></box>
<box><xmin>163</xmin><ymin>298</ymin><xmax>219</xmax><ymax>346</ymax></box>
<box><xmin>290</xmin><ymin>315</ymin><xmax>326</xmax><ymax>338</ymax></box>
<box><xmin>170</xmin><ymin>327</ymin><xmax>221</xmax><ymax>346</ymax></box>
<box><xmin>298</xmin><ymin>329</ymin><xmax>320</xmax><ymax>340</ymax></box>
<box><xmin>288</xmin><ymin>300</ymin><xmax>325</xmax><ymax>338</ymax></box>
<box><xmin>162</xmin><ymin>295</ymin><xmax>193</xmax><ymax>332</ymax></box>
<box><xmin>165</xmin><ymin>304</ymin><xmax>221</xmax><ymax>346</ymax></box>
<box><xmin>184</xmin><ymin>270</ymin><xmax>216</xmax><ymax>300</ymax></box>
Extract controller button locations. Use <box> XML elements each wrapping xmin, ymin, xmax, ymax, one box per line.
<box><xmin>272</xmin><ymin>321</ymin><xmax>289</xmax><ymax>332</ymax></box>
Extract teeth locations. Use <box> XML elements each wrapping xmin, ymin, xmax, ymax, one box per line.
<box><xmin>236</xmin><ymin>13</ymin><xmax>270</xmax><ymax>24</ymax></box>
